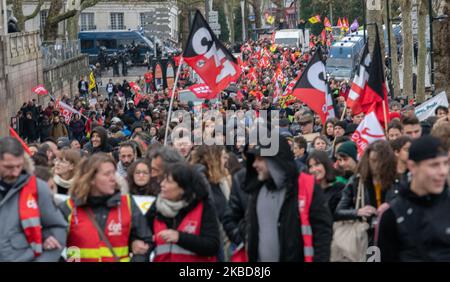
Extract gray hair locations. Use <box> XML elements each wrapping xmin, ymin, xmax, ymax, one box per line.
<box><xmin>0</xmin><ymin>137</ymin><xmax>24</xmax><ymax>160</ymax></box>
<box><xmin>149</xmin><ymin>147</ymin><xmax>185</xmax><ymax>171</ymax></box>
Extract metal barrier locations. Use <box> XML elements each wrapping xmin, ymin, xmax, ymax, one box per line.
<box><xmin>41</xmin><ymin>40</ymin><xmax>81</xmax><ymax>67</ymax></box>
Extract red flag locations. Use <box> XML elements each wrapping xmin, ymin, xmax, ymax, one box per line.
<box><xmin>347</xmin><ymin>43</ymin><xmax>371</xmax><ymax>115</ymax></box>
<box><xmin>337</xmin><ymin>17</ymin><xmax>343</xmax><ymax>29</ymax></box>
<box><xmin>188</xmin><ymin>83</ymin><xmax>217</xmax><ymax>99</ymax></box>
<box><xmin>351</xmin><ymin>111</ymin><xmax>386</xmax><ymax>158</ymax></box>
<box><xmin>173</xmin><ymin>55</ymin><xmax>182</xmax><ymax>67</ymax></box>
<box><xmin>182</xmin><ymin>10</ymin><xmax>241</xmax><ymax>94</ymax></box>
<box><xmin>9</xmin><ymin>127</ymin><xmax>32</xmax><ymax>156</ymax></box>
<box><xmin>236</xmin><ymin>90</ymin><xmax>244</xmax><ymax>101</ymax></box>
<box><xmin>292</xmin><ymin>48</ymin><xmax>331</xmax><ymax>123</ymax></box>
<box><xmin>321</xmin><ymin>29</ymin><xmax>327</xmax><ymax>44</ymax></box>
<box><xmin>360</xmin><ymin>30</ymin><xmax>389</xmax><ymax>127</ymax></box>
<box><xmin>324</xmin><ymin>17</ymin><xmax>332</xmax><ymax>31</ymax></box>
<box><xmin>32</xmin><ymin>84</ymin><xmax>48</xmax><ymax>96</ymax></box>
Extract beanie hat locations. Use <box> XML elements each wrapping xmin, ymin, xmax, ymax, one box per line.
<box><xmin>409</xmin><ymin>135</ymin><xmax>447</xmax><ymax>163</ymax></box>
<box><xmin>336</xmin><ymin>141</ymin><xmax>358</xmax><ymax>162</ymax></box>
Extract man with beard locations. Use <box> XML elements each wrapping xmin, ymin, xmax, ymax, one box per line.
<box><xmin>0</xmin><ymin>137</ymin><xmax>67</xmax><ymax>261</ymax></box>
<box><xmin>147</xmin><ymin>147</ymin><xmax>185</xmax><ymax>195</ymax></box>
<box><xmin>117</xmin><ymin>142</ymin><xmax>138</xmax><ymax>178</ymax></box>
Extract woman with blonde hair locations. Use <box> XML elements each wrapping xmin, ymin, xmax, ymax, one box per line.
<box><xmin>53</xmin><ymin>148</ymin><xmax>81</xmax><ymax>194</ymax></box>
<box><xmin>58</xmin><ymin>153</ymin><xmax>152</xmax><ymax>262</ymax></box>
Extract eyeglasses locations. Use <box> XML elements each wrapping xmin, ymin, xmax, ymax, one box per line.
<box><xmin>134</xmin><ymin>170</ymin><xmax>150</xmax><ymax>176</ymax></box>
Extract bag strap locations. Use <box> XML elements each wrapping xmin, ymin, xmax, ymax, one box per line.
<box><xmin>83</xmin><ymin>207</ymin><xmax>120</xmax><ymax>262</ymax></box>
<box><xmin>355</xmin><ymin>177</ymin><xmax>365</xmax><ymax>211</ymax></box>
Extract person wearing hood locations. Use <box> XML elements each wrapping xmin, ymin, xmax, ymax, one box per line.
<box><xmin>146</xmin><ymin>162</ymin><xmax>220</xmax><ymax>262</ymax></box>
<box><xmin>243</xmin><ymin>130</ymin><xmax>333</xmax><ymax>262</ymax></box>
<box><xmin>83</xmin><ymin>126</ymin><xmax>113</xmax><ymax>154</ymax></box>
<box><xmin>53</xmin><ymin>149</ymin><xmax>81</xmax><ymax>195</ymax></box>
<box><xmin>377</xmin><ymin>136</ymin><xmax>450</xmax><ymax>261</ymax></box>
<box><xmin>59</xmin><ymin>153</ymin><xmax>152</xmax><ymax>262</ymax></box>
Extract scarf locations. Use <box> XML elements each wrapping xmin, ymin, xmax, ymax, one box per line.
<box><xmin>53</xmin><ymin>174</ymin><xmax>73</xmax><ymax>190</ymax></box>
<box><xmin>155</xmin><ymin>197</ymin><xmax>188</xmax><ymax>218</ymax></box>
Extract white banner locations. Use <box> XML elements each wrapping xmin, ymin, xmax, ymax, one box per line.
<box><xmin>352</xmin><ymin>111</ymin><xmax>386</xmax><ymax>158</ymax></box>
<box><xmin>414</xmin><ymin>91</ymin><xmax>448</xmax><ymax>121</ymax></box>
<box><xmin>54</xmin><ymin>194</ymin><xmax>156</xmax><ymax>215</ymax></box>
<box><xmin>132</xmin><ymin>195</ymin><xmax>156</xmax><ymax>215</ymax></box>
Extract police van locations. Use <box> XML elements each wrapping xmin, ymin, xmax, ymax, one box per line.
<box><xmin>326</xmin><ymin>41</ymin><xmax>360</xmax><ymax>81</ymax></box>
<box><xmin>78</xmin><ymin>30</ymin><xmax>155</xmax><ymax>64</ymax></box>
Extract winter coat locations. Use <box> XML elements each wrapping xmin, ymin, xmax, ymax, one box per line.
<box><xmin>0</xmin><ymin>172</ymin><xmax>68</xmax><ymax>262</ymax></box>
<box><xmin>244</xmin><ymin>134</ymin><xmax>333</xmax><ymax>262</ymax></box>
<box><xmin>51</xmin><ymin>122</ymin><xmax>68</xmax><ymax>139</ymax></box>
<box><xmin>146</xmin><ymin>174</ymin><xmax>220</xmax><ymax>258</ymax></box>
<box><xmin>59</xmin><ymin>191</ymin><xmax>153</xmax><ymax>262</ymax></box>
<box><xmin>377</xmin><ymin>184</ymin><xmax>450</xmax><ymax>262</ymax></box>
<box><xmin>222</xmin><ymin>167</ymin><xmax>249</xmax><ymax>245</ymax></box>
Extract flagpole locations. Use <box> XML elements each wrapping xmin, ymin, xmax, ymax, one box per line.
<box><xmin>164</xmin><ymin>57</ymin><xmax>184</xmax><ymax>146</ymax></box>
<box><xmin>382</xmin><ymin>100</ymin><xmax>389</xmax><ymax>133</ymax></box>
<box><xmin>332</xmin><ymin>104</ymin><xmax>348</xmax><ymax>154</ymax></box>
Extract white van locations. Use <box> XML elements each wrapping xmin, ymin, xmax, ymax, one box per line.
<box><xmin>274</xmin><ymin>29</ymin><xmax>309</xmax><ymax>51</ymax></box>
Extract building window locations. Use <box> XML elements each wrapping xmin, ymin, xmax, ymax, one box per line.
<box><xmin>40</xmin><ymin>10</ymin><xmax>48</xmax><ymax>32</ymax></box>
<box><xmin>81</xmin><ymin>13</ymin><xmax>95</xmax><ymax>31</ymax></box>
<box><xmin>110</xmin><ymin>13</ymin><xmax>124</xmax><ymax>30</ymax></box>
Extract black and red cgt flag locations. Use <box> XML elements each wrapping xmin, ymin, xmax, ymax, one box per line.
<box><xmin>292</xmin><ymin>47</ymin><xmax>334</xmax><ymax>123</ymax></box>
<box><xmin>183</xmin><ymin>10</ymin><xmax>241</xmax><ymax>95</ymax></box>
<box><xmin>360</xmin><ymin>29</ymin><xmax>389</xmax><ymax>126</ymax></box>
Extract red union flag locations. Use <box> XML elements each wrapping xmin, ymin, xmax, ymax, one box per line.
<box><xmin>129</xmin><ymin>81</ymin><xmax>141</xmax><ymax>93</ymax></box>
<box><xmin>183</xmin><ymin>10</ymin><xmax>241</xmax><ymax>94</ymax></box>
<box><xmin>351</xmin><ymin>111</ymin><xmax>386</xmax><ymax>158</ymax></box>
<box><xmin>188</xmin><ymin>83</ymin><xmax>217</xmax><ymax>99</ymax></box>
<box><xmin>57</xmin><ymin>100</ymin><xmax>81</xmax><ymax>124</ymax></box>
<box><xmin>32</xmin><ymin>84</ymin><xmax>48</xmax><ymax>96</ymax></box>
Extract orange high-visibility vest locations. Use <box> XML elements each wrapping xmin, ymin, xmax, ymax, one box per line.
<box><xmin>298</xmin><ymin>173</ymin><xmax>315</xmax><ymax>262</ymax></box>
<box><xmin>19</xmin><ymin>175</ymin><xmax>43</xmax><ymax>257</ymax></box>
<box><xmin>153</xmin><ymin>201</ymin><xmax>217</xmax><ymax>262</ymax></box>
<box><xmin>66</xmin><ymin>195</ymin><xmax>132</xmax><ymax>262</ymax></box>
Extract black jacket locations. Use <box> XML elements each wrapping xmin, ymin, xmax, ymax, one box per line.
<box><xmin>334</xmin><ymin>175</ymin><xmax>401</xmax><ymax>222</ymax></box>
<box><xmin>146</xmin><ymin>177</ymin><xmax>220</xmax><ymax>257</ymax></box>
<box><xmin>377</xmin><ymin>185</ymin><xmax>450</xmax><ymax>262</ymax></box>
<box><xmin>59</xmin><ymin>191</ymin><xmax>153</xmax><ymax>261</ymax></box>
<box><xmin>244</xmin><ymin>134</ymin><xmax>333</xmax><ymax>262</ymax></box>
<box><xmin>223</xmin><ymin>167</ymin><xmax>249</xmax><ymax>245</ymax></box>
<box><xmin>322</xmin><ymin>181</ymin><xmax>346</xmax><ymax>216</ymax></box>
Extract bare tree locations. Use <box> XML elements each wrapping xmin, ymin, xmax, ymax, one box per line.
<box><xmin>401</xmin><ymin>0</ymin><xmax>414</xmax><ymax>98</ymax></box>
<box><xmin>247</xmin><ymin>0</ymin><xmax>263</xmax><ymax>29</ymax></box>
<box><xmin>433</xmin><ymin>0</ymin><xmax>450</xmax><ymax>99</ymax></box>
<box><xmin>416</xmin><ymin>0</ymin><xmax>427</xmax><ymax>102</ymax></box>
<box><xmin>7</xmin><ymin>0</ymin><xmax>44</xmax><ymax>31</ymax></box>
<box><xmin>384</xmin><ymin>0</ymin><xmax>401</xmax><ymax>97</ymax></box>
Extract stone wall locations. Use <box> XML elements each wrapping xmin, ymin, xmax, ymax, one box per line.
<box><xmin>43</xmin><ymin>54</ymin><xmax>89</xmax><ymax>100</ymax></box>
<box><xmin>0</xmin><ymin>31</ymin><xmax>42</xmax><ymax>136</ymax></box>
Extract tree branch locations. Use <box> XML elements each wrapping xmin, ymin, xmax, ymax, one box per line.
<box><xmin>80</xmin><ymin>0</ymin><xmax>101</xmax><ymax>11</ymax></box>
<box><xmin>48</xmin><ymin>9</ymin><xmax>77</xmax><ymax>25</ymax></box>
<box><xmin>24</xmin><ymin>0</ymin><xmax>44</xmax><ymax>21</ymax></box>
